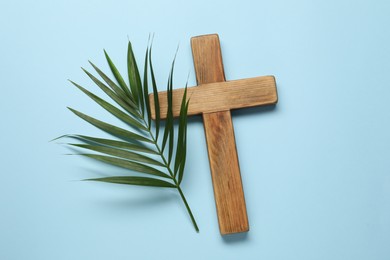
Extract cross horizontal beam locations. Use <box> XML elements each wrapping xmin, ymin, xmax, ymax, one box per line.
<box><xmin>149</xmin><ymin>75</ymin><xmax>277</xmax><ymax>119</ymax></box>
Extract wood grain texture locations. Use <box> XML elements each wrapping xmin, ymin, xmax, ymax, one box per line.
<box><xmin>203</xmin><ymin>111</ymin><xmax>249</xmax><ymax>234</ymax></box>
<box><xmin>149</xmin><ymin>76</ymin><xmax>277</xmax><ymax>119</ymax></box>
<box><xmin>191</xmin><ymin>34</ymin><xmax>249</xmax><ymax>234</ymax></box>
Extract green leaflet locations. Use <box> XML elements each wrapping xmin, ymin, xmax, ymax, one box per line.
<box><xmin>84</xmin><ymin>176</ymin><xmax>176</xmax><ymax>188</ymax></box>
<box><xmin>88</xmin><ymin>61</ymin><xmax>126</xmax><ymax>98</ymax></box>
<box><xmin>174</xmin><ymin>86</ymin><xmax>188</xmax><ymax>178</ymax></box>
<box><xmin>127</xmin><ymin>41</ymin><xmax>144</xmax><ymax>113</ymax></box>
<box><xmin>161</xmin><ymin>53</ymin><xmax>176</xmax><ymax>160</ymax></box>
<box><xmin>178</xmin><ymin>101</ymin><xmax>189</xmax><ymax>185</ymax></box>
<box><xmin>67</xmin><ymin>107</ymin><xmax>152</xmax><ymax>143</ymax></box>
<box><xmin>61</xmin><ymin>40</ymin><xmax>198</xmax><ymax>232</ymax></box>
<box><xmin>104</xmin><ymin>50</ymin><xmax>131</xmax><ymax>98</ymax></box>
<box><xmin>64</xmin><ymin>135</ymin><xmax>158</xmax><ymax>155</ymax></box>
<box><xmin>82</xmin><ymin>67</ymin><xmax>138</xmax><ymax>111</ymax></box>
<box><xmin>88</xmin><ymin>61</ymin><xmax>138</xmax><ymax>109</ymax></box>
<box><xmin>71</xmin><ymin>143</ymin><xmax>164</xmax><ymax>167</ymax></box>
<box><xmin>143</xmin><ymin>41</ymin><xmax>151</xmax><ymax>129</ymax></box>
<box><xmin>149</xmin><ymin>45</ymin><xmax>160</xmax><ymax>140</ymax></box>
<box><xmin>69</xmin><ymin>81</ymin><xmax>147</xmax><ymax>131</ymax></box>
<box><xmin>81</xmin><ymin>154</ymin><xmax>168</xmax><ymax>178</ymax></box>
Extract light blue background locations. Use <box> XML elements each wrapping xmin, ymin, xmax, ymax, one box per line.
<box><xmin>1</xmin><ymin>0</ymin><xmax>389</xmax><ymax>259</ymax></box>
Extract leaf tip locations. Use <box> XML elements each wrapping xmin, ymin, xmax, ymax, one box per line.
<box><xmin>67</xmin><ymin>107</ymin><xmax>76</xmax><ymax>113</ymax></box>
<box><xmin>49</xmin><ymin>134</ymin><xmax>68</xmax><ymax>142</ymax></box>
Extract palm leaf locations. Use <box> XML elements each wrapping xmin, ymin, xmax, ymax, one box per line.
<box><xmin>61</xmin><ymin>40</ymin><xmax>198</xmax><ymax>232</ymax></box>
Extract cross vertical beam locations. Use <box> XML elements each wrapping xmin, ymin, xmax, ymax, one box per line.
<box><xmin>191</xmin><ymin>34</ymin><xmax>249</xmax><ymax>234</ymax></box>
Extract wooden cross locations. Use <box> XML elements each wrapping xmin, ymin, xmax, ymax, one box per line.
<box><xmin>149</xmin><ymin>34</ymin><xmax>278</xmax><ymax>234</ymax></box>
